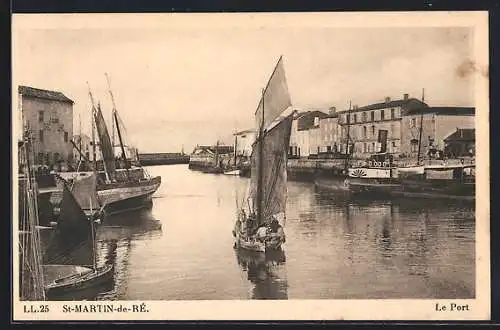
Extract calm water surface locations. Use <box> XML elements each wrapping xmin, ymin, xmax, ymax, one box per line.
<box><xmin>94</xmin><ymin>164</ymin><xmax>475</xmax><ymax>300</ymax></box>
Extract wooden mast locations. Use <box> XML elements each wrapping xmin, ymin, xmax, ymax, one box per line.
<box><xmin>256</xmin><ymin>87</ymin><xmax>264</xmax><ymax>223</ymax></box>
<box><xmin>105</xmin><ymin>73</ymin><xmax>116</xmax><ymax>150</ymax></box>
<box><xmin>344</xmin><ymin>100</ymin><xmax>352</xmax><ymax>173</ymax></box>
<box><xmin>114</xmin><ymin>111</ymin><xmax>131</xmax><ymax>180</ymax></box>
<box><xmin>417</xmin><ymin>88</ymin><xmax>425</xmax><ymax>165</ymax></box>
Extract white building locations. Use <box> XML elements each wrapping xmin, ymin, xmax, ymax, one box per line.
<box><xmin>233</xmin><ymin>129</ymin><xmax>256</xmax><ymax>157</ymax></box>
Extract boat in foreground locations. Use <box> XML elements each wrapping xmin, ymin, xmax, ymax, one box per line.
<box><xmin>43</xmin><ymin>179</ymin><xmax>114</xmax><ymax>299</ymax></box>
<box><xmin>232</xmin><ymin>56</ymin><xmax>291</xmax><ymax>253</ymax></box>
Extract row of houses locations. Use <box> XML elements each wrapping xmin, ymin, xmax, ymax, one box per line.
<box><xmin>289</xmin><ymin>93</ymin><xmax>475</xmax><ymax>160</ymax></box>
<box><xmin>231</xmin><ymin>93</ymin><xmax>475</xmax><ymax>161</ymax></box>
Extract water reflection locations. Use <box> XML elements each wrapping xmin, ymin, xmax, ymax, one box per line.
<box><xmin>95</xmin><ymin>209</ymin><xmax>163</xmax><ymax>300</ymax></box>
<box><xmin>234</xmin><ymin>248</ymin><xmax>288</xmax><ymax>300</ymax></box>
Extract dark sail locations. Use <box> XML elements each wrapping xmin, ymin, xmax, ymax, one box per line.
<box><xmin>71</xmin><ymin>174</ymin><xmax>99</xmax><ymax>211</ymax></box>
<box><xmin>43</xmin><ymin>183</ymin><xmax>94</xmax><ymax>267</ymax></box>
<box><xmin>93</xmin><ymin>103</ymin><xmax>116</xmax><ymax>179</ymax></box>
<box><xmin>250</xmin><ymin>115</ymin><xmax>293</xmax><ymax>224</ymax></box>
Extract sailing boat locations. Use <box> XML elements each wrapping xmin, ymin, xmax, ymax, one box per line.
<box><xmin>223</xmin><ymin>133</ymin><xmax>241</xmax><ymax>175</ymax></box>
<box><xmin>232</xmin><ymin>56</ymin><xmax>293</xmax><ymax>253</ymax></box>
<box><xmin>203</xmin><ymin>140</ymin><xmax>224</xmax><ymax>174</ymax></box>
<box><xmin>43</xmin><ymin>175</ymin><xmax>113</xmax><ymax>298</ymax></box>
<box><xmin>61</xmin><ymin>77</ymin><xmax>162</xmax><ymax>217</ymax></box>
<box><xmin>19</xmin><ymin>132</ymin><xmax>46</xmax><ymax>301</ymax></box>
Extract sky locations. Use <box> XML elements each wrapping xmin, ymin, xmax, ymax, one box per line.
<box><xmin>13</xmin><ymin>14</ymin><xmax>475</xmax><ymax>153</ymax></box>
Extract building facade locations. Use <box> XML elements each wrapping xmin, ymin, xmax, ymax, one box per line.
<box><xmin>233</xmin><ymin>129</ymin><xmax>256</xmax><ymax>157</ymax></box>
<box><xmin>19</xmin><ymin>85</ymin><xmax>74</xmax><ymax>165</ymax></box>
<box><xmin>318</xmin><ymin>107</ymin><xmax>340</xmax><ymax>154</ymax></box>
<box><xmin>337</xmin><ymin>94</ymin><xmax>428</xmax><ymax>158</ymax></box>
<box><xmin>400</xmin><ymin>107</ymin><xmax>475</xmax><ymax>158</ymax></box>
<box><xmin>289</xmin><ymin>110</ymin><xmax>328</xmax><ymax>157</ymax></box>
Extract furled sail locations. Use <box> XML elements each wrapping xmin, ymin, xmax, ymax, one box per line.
<box><xmin>93</xmin><ymin>103</ymin><xmax>116</xmax><ymax>179</ymax></box>
<box><xmin>43</xmin><ymin>183</ymin><xmax>95</xmax><ymax>267</ymax></box>
<box><xmin>250</xmin><ymin>116</ymin><xmax>293</xmax><ymax>224</ymax></box>
<box><xmin>254</xmin><ymin>56</ymin><xmax>292</xmax><ymax>131</ymax></box>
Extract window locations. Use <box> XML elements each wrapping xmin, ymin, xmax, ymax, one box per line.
<box><xmin>372</xmin><ymin>142</ymin><xmax>375</xmax><ymax>151</ymax></box>
<box><xmin>381</xmin><ymin>110</ymin><xmax>385</xmax><ymax>120</ymax></box>
<box><xmin>392</xmin><ymin>141</ymin><xmax>396</xmax><ymax>147</ymax></box>
<box><xmin>363</xmin><ymin>126</ymin><xmax>367</xmax><ymax>138</ymax></box>
<box><xmin>353</xmin><ymin>114</ymin><xmax>357</xmax><ymax>123</ymax></box>
<box><xmin>289</xmin><ymin>146</ymin><xmax>293</xmax><ymax>155</ymax></box>
<box><xmin>39</xmin><ymin>130</ymin><xmax>44</xmax><ymax>142</ymax></box>
<box><xmin>363</xmin><ymin>143</ymin><xmax>367</xmax><ymax>153</ymax></box>
<box><xmin>370</xmin><ymin>111</ymin><xmax>375</xmax><ymax>121</ymax></box>
<box><xmin>410</xmin><ymin>118</ymin><xmax>416</xmax><ymax>128</ymax></box>
<box><xmin>346</xmin><ymin>114</ymin><xmax>351</xmax><ymax>124</ymax></box>
<box><xmin>37</xmin><ymin>152</ymin><xmax>44</xmax><ymax>164</ymax></box>
<box><xmin>391</xmin><ymin>108</ymin><xmax>395</xmax><ymax>119</ymax></box>
<box><xmin>362</xmin><ymin>112</ymin><xmax>367</xmax><ymax>122</ymax></box>
<box><xmin>38</xmin><ymin>111</ymin><xmax>44</xmax><ymax>123</ymax></box>
<box><xmin>64</xmin><ymin>131</ymin><xmax>68</xmax><ymax>142</ymax></box>
<box><xmin>327</xmin><ymin>146</ymin><xmax>332</xmax><ymax>152</ymax></box>
<box><xmin>371</xmin><ymin>125</ymin><xmax>375</xmax><ymax>136</ymax></box>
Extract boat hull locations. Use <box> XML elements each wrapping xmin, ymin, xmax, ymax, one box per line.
<box><xmin>45</xmin><ymin>264</ymin><xmax>114</xmax><ymax>299</ymax></box>
<box><xmin>314</xmin><ymin>176</ymin><xmax>350</xmax><ymax>194</ymax></box>
<box><xmin>223</xmin><ymin>169</ymin><xmax>240</xmax><ymax>175</ymax></box>
<box><xmin>97</xmin><ymin>176</ymin><xmax>161</xmax><ymax>216</ymax></box>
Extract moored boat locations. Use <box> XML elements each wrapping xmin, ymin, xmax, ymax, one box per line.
<box><xmin>43</xmin><ymin>179</ymin><xmax>114</xmax><ymax>299</ymax></box>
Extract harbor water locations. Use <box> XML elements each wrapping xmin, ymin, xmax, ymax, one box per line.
<box><xmin>93</xmin><ymin>164</ymin><xmax>475</xmax><ymax>300</ymax></box>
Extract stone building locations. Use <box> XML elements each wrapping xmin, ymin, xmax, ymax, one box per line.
<box><xmin>318</xmin><ymin>107</ymin><xmax>340</xmax><ymax>154</ymax></box>
<box><xmin>19</xmin><ymin>85</ymin><xmax>74</xmax><ymax>165</ymax></box>
<box><xmin>400</xmin><ymin>106</ymin><xmax>475</xmax><ymax>159</ymax></box>
<box><xmin>337</xmin><ymin>94</ymin><xmax>428</xmax><ymax>158</ymax></box>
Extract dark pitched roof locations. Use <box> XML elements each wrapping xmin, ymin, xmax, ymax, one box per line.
<box><xmin>444</xmin><ymin>128</ymin><xmax>475</xmax><ymax>142</ymax></box>
<box><xmin>337</xmin><ymin>98</ymin><xmax>428</xmax><ymax>114</ymax></box>
<box><xmin>297</xmin><ymin>110</ymin><xmax>329</xmax><ymax>131</ymax></box>
<box><xmin>404</xmin><ymin>106</ymin><xmax>475</xmax><ymax>116</ymax></box>
<box><xmin>18</xmin><ymin>85</ymin><xmax>74</xmax><ymax>104</ymax></box>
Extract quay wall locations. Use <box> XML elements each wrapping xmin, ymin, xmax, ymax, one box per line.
<box><xmin>138</xmin><ymin>153</ymin><xmax>190</xmax><ymax>166</ymax></box>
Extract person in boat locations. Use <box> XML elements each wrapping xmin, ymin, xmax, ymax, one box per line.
<box><xmin>267</xmin><ymin>217</ymin><xmax>286</xmax><ymax>245</ymax></box>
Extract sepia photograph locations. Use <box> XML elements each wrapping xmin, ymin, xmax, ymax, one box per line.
<box><xmin>12</xmin><ymin>12</ymin><xmax>489</xmax><ymax>320</ymax></box>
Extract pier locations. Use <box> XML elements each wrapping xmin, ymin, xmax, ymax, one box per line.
<box><xmin>138</xmin><ymin>153</ymin><xmax>189</xmax><ymax>166</ymax></box>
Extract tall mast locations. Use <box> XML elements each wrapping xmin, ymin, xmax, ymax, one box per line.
<box><xmin>256</xmin><ymin>88</ymin><xmax>265</xmax><ymax>222</ymax></box>
<box><xmin>87</xmin><ymin>82</ymin><xmax>99</xmax><ymax>176</ymax></box>
<box><xmin>78</xmin><ymin>113</ymin><xmax>82</xmax><ymax>163</ymax></box>
<box><xmin>105</xmin><ymin>73</ymin><xmax>117</xmax><ymax>148</ymax></box>
<box><xmin>417</xmin><ymin>88</ymin><xmax>425</xmax><ymax>164</ymax></box>
<box><xmin>344</xmin><ymin>100</ymin><xmax>352</xmax><ymax>172</ymax></box>
<box><xmin>114</xmin><ymin>111</ymin><xmax>130</xmax><ymax>179</ymax></box>
<box><xmin>215</xmin><ymin>140</ymin><xmax>219</xmax><ymax>167</ymax></box>
<box><xmin>234</xmin><ymin>133</ymin><xmax>237</xmax><ymax>166</ymax></box>
<box><xmin>89</xmin><ymin>198</ymin><xmax>97</xmax><ymax>271</ymax></box>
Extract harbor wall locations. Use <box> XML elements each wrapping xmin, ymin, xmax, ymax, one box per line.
<box><xmin>138</xmin><ymin>153</ymin><xmax>190</xmax><ymax>166</ymax></box>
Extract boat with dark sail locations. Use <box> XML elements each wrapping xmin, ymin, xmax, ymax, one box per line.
<box><xmin>60</xmin><ymin>77</ymin><xmax>161</xmax><ymax>217</ymax></box>
<box><xmin>232</xmin><ymin>56</ymin><xmax>292</xmax><ymax>253</ymax></box>
<box><xmin>43</xmin><ymin>176</ymin><xmax>113</xmax><ymax>299</ymax></box>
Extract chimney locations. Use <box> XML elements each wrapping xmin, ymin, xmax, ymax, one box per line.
<box><xmin>403</xmin><ymin>93</ymin><xmax>409</xmax><ymax>100</ymax></box>
<box><xmin>385</xmin><ymin>96</ymin><xmax>391</xmax><ymax>103</ymax></box>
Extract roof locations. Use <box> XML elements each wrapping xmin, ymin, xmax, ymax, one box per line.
<box><xmin>337</xmin><ymin>98</ymin><xmax>428</xmax><ymax>114</ymax></box>
<box><xmin>18</xmin><ymin>85</ymin><xmax>74</xmax><ymax>104</ymax></box>
<box><xmin>444</xmin><ymin>128</ymin><xmax>475</xmax><ymax>142</ymax></box>
<box><xmin>296</xmin><ymin>110</ymin><xmax>329</xmax><ymax>131</ymax></box>
<box><xmin>404</xmin><ymin>106</ymin><xmax>475</xmax><ymax>116</ymax></box>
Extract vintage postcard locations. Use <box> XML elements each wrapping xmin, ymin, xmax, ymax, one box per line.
<box><xmin>12</xmin><ymin>11</ymin><xmax>490</xmax><ymax>321</ymax></box>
